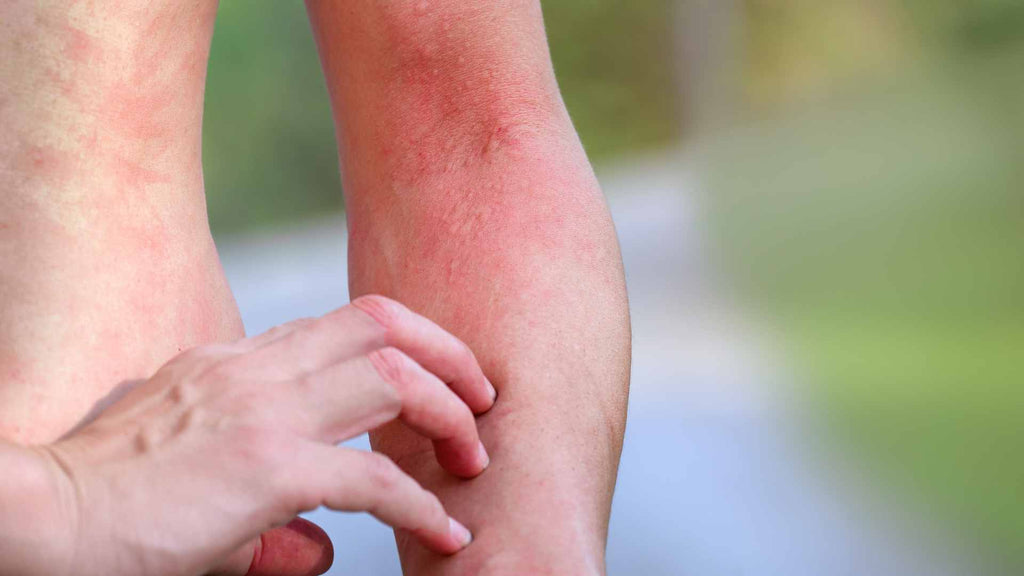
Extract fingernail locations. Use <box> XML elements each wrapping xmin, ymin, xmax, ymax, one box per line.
<box><xmin>449</xmin><ymin>517</ymin><xmax>473</xmax><ymax>548</ymax></box>
<box><xmin>486</xmin><ymin>378</ymin><xmax>497</xmax><ymax>402</ymax></box>
<box><xmin>477</xmin><ymin>440</ymin><xmax>490</xmax><ymax>469</ymax></box>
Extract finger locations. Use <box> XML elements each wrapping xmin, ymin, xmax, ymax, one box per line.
<box><xmin>366</xmin><ymin>347</ymin><xmax>489</xmax><ymax>477</ymax></box>
<box><xmin>240</xmin><ymin>297</ymin><xmax>495</xmax><ymax>414</ymax></box>
<box><xmin>237</xmin><ymin>317</ymin><xmax>317</xmax><ymax>352</ymax></box>
<box><xmin>206</xmin><ymin>518</ymin><xmax>333</xmax><ymax>576</ymax></box>
<box><xmin>235</xmin><ymin>306</ymin><xmax>390</xmax><ymax>379</ymax></box>
<box><xmin>351</xmin><ymin>295</ymin><xmax>496</xmax><ymax>414</ymax></box>
<box><xmin>283</xmin><ymin>353</ymin><xmax>404</xmax><ymax>444</ymax></box>
<box><xmin>295</xmin><ymin>349</ymin><xmax>488</xmax><ymax>477</ymax></box>
<box><xmin>306</xmin><ymin>446</ymin><xmax>473</xmax><ymax>556</ymax></box>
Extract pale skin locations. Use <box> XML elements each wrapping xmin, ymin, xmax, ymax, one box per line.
<box><xmin>2</xmin><ymin>297</ymin><xmax>493</xmax><ymax>576</ymax></box>
<box><xmin>1</xmin><ymin>0</ymin><xmax>630</xmax><ymax>574</ymax></box>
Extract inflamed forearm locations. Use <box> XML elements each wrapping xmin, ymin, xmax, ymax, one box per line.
<box><xmin>0</xmin><ymin>0</ymin><xmax>240</xmax><ymax>444</ymax></box>
<box><xmin>306</xmin><ymin>1</ymin><xmax>631</xmax><ymax>574</ymax></box>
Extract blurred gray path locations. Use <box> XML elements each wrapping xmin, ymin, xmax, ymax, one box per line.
<box><xmin>218</xmin><ymin>150</ymin><xmax>976</xmax><ymax>575</ymax></box>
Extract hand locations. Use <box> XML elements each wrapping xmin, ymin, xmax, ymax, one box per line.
<box><xmin>17</xmin><ymin>295</ymin><xmax>496</xmax><ymax>576</ymax></box>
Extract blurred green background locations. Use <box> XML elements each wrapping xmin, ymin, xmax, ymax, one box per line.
<box><xmin>702</xmin><ymin>1</ymin><xmax>1024</xmax><ymax>572</ymax></box>
<box><xmin>202</xmin><ymin>1</ymin><xmax>1022</xmax><ymax>572</ymax></box>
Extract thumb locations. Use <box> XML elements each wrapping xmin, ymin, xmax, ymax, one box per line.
<box><xmin>208</xmin><ymin>517</ymin><xmax>334</xmax><ymax>576</ymax></box>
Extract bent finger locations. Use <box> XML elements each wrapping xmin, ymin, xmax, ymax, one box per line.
<box><xmin>366</xmin><ymin>347</ymin><xmax>489</xmax><ymax>477</ymax></box>
<box><xmin>241</xmin><ymin>297</ymin><xmax>495</xmax><ymax>415</ymax></box>
<box><xmin>296</xmin><ymin>350</ymin><xmax>488</xmax><ymax>477</ymax></box>
<box><xmin>306</xmin><ymin>446</ymin><xmax>473</xmax><ymax>556</ymax></box>
<box><xmin>351</xmin><ymin>295</ymin><xmax>496</xmax><ymax>414</ymax></box>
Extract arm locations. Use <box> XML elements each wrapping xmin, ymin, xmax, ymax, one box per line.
<box><xmin>304</xmin><ymin>1</ymin><xmax>631</xmax><ymax>573</ymax></box>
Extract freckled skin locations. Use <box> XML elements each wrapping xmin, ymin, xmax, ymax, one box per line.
<box><xmin>307</xmin><ymin>1</ymin><xmax>631</xmax><ymax>574</ymax></box>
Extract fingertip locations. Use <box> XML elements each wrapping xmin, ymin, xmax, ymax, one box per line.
<box><xmin>406</xmin><ymin>516</ymin><xmax>473</xmax><ymax>556</ymax></box>
<box><xmin>434</xmin><ymin>438</ymin><xmax>490</xmax><ymax>478</ymax></box>
<box><xmin>477</xmin><ymin>440</ymin><xmax>491</xmax><ymax>470</ymax></box>
<box><xmin>486</xmin><ymin>377</ymin><xmax>498</xmax><ymax>404</ymax></box>
<box><xmin>448</xmin><ymin>517</ymin><xmax>473</xmax><ymax>549</ymax></box>
<box><xmin>469</xmin><ymin>378</ymin><xmax>497</xmax><ymax>416</ymax></box>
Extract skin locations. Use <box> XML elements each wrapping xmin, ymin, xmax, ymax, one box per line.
<box><xmin>0</xmin><ymin>0</ymin><xmax>240</xmax><ymax>443</ymax></box>
<box><xmin>0</xmin><ymin>0</ymin><xmax>337</xmax><ymax>571</ymax></box>
<box><xmin>305</xmin><ymin>1</ymin><xmax>632</xmax><ymax>573</ymax></box>
<box><xmin>0</xmin><ymin>297</ymin><xmax>494</xmax><ymax>576</ymax></box>
<box><xmin>2</xmin><ymin>0</ymin><xmax>630</xmax><ymax>573</ymax></box>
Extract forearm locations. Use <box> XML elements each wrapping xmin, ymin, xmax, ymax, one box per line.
<box><xmin>0</xmin><ymin>0</ymin><xmax>239</xmax><ymax>443</ymax></box>
<box><xmin>0</xmin><ymin>0</ymin><xmax>216</xmax><ymax>206</ymax></box>
<box><xmin>306</xmin><ymin>1</ymin><xmax>630</xmax><ymax>573</ymax></box>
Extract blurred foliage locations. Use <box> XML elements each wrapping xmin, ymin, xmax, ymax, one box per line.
<box><xmin>707</xmin><ymin>3</ymin><xmax>1024</xmax><ymax>571</ymax></box>
<box><xmin>742</xmin><ymin>0</ymin><xmax>919</xmax><ymax>107</ymax></box>
<box><xmin>202</xmin><ymin>1</ymin><xmax>680</xmax><ymax>233</ymax></box>
<box><xmin>543</xmin><ymin>0</ymin><xmax>680</xmax><ymax>159</ymax></box>
<box><xmin>902</xmin><ymin>0</ymin><xmax>1024</xmax><ymax>51</ymax></box>
<box><xmin>203</xmin><ymin>2</ymin><xmax>339</xmax><ymax>234</ymax></box>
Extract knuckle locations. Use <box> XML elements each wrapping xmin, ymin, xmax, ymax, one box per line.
<box><xmin>445</xmin><ymin>401</ymin><xmax>476</xmax><ymax>437</ymax></box>
<box><xmin>166</xmin><ymin>380</ymin><xmax>198</xmax><ymax>405</ymax></box>
<box><xmin>256</xmin><ymin>324</ymin><xmax>290</xmax><ymax>342</ymax></box>
<box><xmin>366</xmin><ymin>347</ymin><xmax>412</xmax><ymax>387</ymax></box>
<box><xmin>200</xmin><ymin>355</ymin><xmax>239</xmax><ymax>381</ymax></box>
<box><xmin>228</xmin><ymin>390</ymin><xmax>269</xmax><ymax>422</ymax></box>
<box><xmin>432</xmin><ymin>398</ymin><xmax>474</xmax><ymax>440</ymax></box>
<box><xmin>456</xmin><ymin>339</ymin><xmax>477</xmax><ymax>366</ymax></box>
<box><xmin>364</xmin><ymin>349</ymin><xmax>409</xmax><ymax>416</ymax></box>
<box><xmin>232</xmin><ymin>426</ymin><xmax>286</xmax><ymax>468</ymax></box>
<box><xmin>199</xmin><ymin>352</ymin><xmax>258</xmax><ymax>389</ymax></box>
<box><xmin>419</xmin><ymin>489</ymin><xmax>447</xmax><ymax>525</ymax></box>
<box><xmin>159</xmin><ymin>343</ymin><xmax>232</xmax><ymax>378</ymax></box>
<box><xmin>350</xmin><ymin>294</ymin><xmax>406</xmax><ymax>331</ymax></box>
<box><xmin>364</xmin><ymin>452</ymin><xmax>402</xmax><ymax>491</ymax></box>
<box><xmin>264</xmin><ymin>317</ymin><xmax>316</xmax><ymax>341</ymax></box>
<box><xmin>292</xmin><ymin>371</ymin><xmax>318</xmax><ymax>396</ymax></box>
<box><xmin>422</xmin><ymin>488</ymin><xmax>444</xmax><ymax>515</ymax></box>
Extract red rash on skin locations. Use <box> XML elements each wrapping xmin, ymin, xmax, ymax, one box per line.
<box><xmin>21</xmin><ymin>145</ymin><xmax>75</xmax><ymax>189</ymax></box>
<box><xmin>337</xmin><ymin>3</ymin><xmax>558</xmax><ymax>187</ymax></box>
<box><xmin>307</xmin><ymin>2</ymin><xmax>631</xmax><ymax>571</ymax></box>
<box><xmin>95</xmin><ymin>81</ymin><xmax>175</xmax><ymax>144</ymax></box>
<box><xmin>62</xmin><ymin>24</ymin><xmax>102</xmax><ymax>65</ymax></box>
<box><xmin>327</xmin><ymin>4</ymin><xmax>604</xmax><ymax>316</ymax></box>
<box><xmin>110</xmin><ymin>154</ymin><xmax>174</xmax><ymax>189</ymax></box>
<box><xmin>0</xmin><ymin>0</ymin><xmax>241</xmax><ymax>446</ymax></box>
